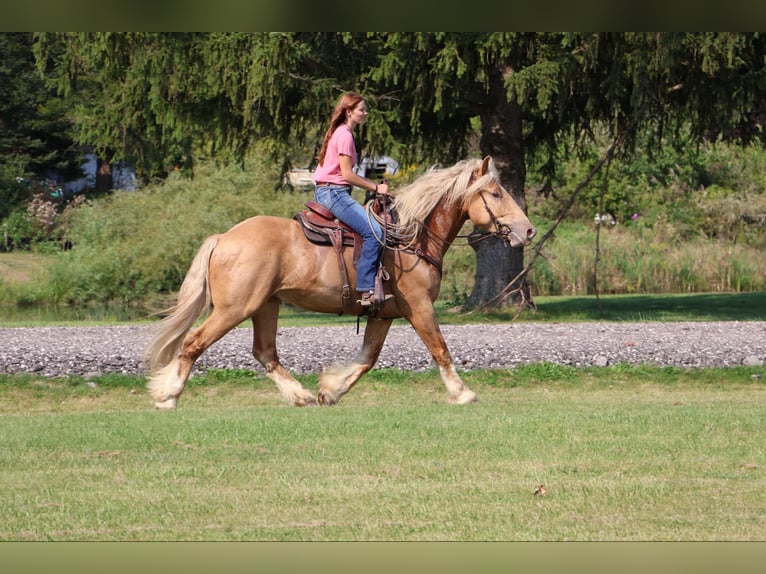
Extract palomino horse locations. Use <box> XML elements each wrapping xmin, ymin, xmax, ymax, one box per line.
<box><xmin>145</xmin><ymin>156</ymin><xmax>536</xmax><ymax>409</ymax></box>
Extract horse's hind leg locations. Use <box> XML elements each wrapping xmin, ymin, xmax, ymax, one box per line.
<box><xmin>318</xmin><ymin>317</ymin><xmax>393</xmax><ymax>405</ymax></box>
<box><xmin>148</xmin><ymin>310</ymin><xmax>240</xmax><ymax>409</ymax></box>
<box><xmin>252</xmin><ymin>298</ymin><xmax>317</xmax><ymax>406</ymax></box>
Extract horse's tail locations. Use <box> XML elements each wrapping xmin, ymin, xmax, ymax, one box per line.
<box><xmin>144</xmin><ymin>234</ymin><xmax>220</xmax><ymax>371</ymax></box>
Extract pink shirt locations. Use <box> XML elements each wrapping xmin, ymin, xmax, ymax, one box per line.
<box><xmin>313</xmin><ymin>124</ymin><xmax>357</xmax><ymax>185</ymax></box>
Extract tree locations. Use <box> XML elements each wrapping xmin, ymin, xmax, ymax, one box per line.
<box><xmin>342</xmin><ymin>33</ymin><xmax>766</xmax><ymax>308</ymax></box>
<box><xmin>467</xmin><ymin>33</ymin><xmax>766</xmax><ymax>307</ymax></box>
<box><xmin>35</xmin><ymin>33</ymin><xmax>530</xmax><ymax>303</ymax></box>
<box><xmin>33</xmin><ymin>33</ymin><xmax>766</xmax><ymax>307</ymax></box>
<box><xmin>33</xmin><ymin>33</ymin><xmax>378</xmax><ymax>179</ymax></box>
<box><xmin>361</xmin><ymin>33</ymin><xmax>538</xmax><ymax>308</ymax></box>
<box><xmin>0</xmin><ymin>32</ymin><xmax>81</xmax><ymax>221</ymax></box>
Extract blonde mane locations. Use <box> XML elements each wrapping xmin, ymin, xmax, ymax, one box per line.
<box><xmin>391</xmin><ymin>158</ymin><xmax>500</xmax><ymax>230</ymax></box>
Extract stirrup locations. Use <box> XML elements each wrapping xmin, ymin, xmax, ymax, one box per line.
<box><xmin>357</xmin><ymin>291</ymin><xmax>393</xmax><ymax>306</ymax></box>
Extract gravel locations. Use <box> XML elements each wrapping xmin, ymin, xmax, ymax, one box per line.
<box><xmin>0</xmin><ymin>321</ymin><xmax>764</xmax><ymax>378</ymax></box>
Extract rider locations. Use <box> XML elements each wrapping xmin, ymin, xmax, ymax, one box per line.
<box><xmin>312</xmin><ymin>91</ymin><xmax>393</xmax><ymax>307</ymax></box>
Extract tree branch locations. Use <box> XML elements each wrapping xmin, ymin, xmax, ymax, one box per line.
<box><xmin>462</xmin><ymin>122</ymin><xmax>632</xmax><ymax>316</ymax></box>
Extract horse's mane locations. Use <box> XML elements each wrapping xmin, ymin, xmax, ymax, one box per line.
<box><xmin>391</xmin><ymin>158</ymin><xmax>500</xmax><ymax>230</ymax></box>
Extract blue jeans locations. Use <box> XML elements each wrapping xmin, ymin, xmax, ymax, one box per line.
<box><xmin>314</xmin><ymin>184</ymin><xmax>382</xmax><ymax>292</ymax></box>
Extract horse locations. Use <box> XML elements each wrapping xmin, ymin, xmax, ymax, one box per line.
<box><xmin>144</xmin><ymin>156</ymin><xmax>536</xmax><ymax>409</ymax></box>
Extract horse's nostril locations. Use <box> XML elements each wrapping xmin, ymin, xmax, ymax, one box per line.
<box><xmin>527</xmin><ymin>227</ymin><xmax>537</xmax><ymax>239</ymax></box>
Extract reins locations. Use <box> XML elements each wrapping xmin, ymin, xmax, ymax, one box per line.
<box><xmin>365</xmin><ymin>189</ymin><xmax>509</xmax><ymax>276</ymax></box>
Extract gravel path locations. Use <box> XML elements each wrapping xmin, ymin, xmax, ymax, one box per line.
<box><xmin>0</xmin><ymin>322</ymin><xmax>764</xmax><ymax>378</ymax></box>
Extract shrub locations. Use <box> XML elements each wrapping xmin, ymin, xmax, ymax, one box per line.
<box><xmin>9</xmin><ymin>140</ymin><xmax>766</xmax><ymax>310</ymax></box>
<box><xmin>41</xmin><ymin>157</ymin><xmax>309</xmax><ymax>306</ymax></box>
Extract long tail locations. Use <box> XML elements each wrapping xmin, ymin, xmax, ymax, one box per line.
<box><xmin>144</xmin><ymin>234</ymin><xmax>220</xmax><ymax>371</ymax></box>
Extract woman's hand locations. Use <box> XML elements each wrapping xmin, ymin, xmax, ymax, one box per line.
<box><xmin>376</xmin><ymin>181</ymin><xmax>390</xmax><ymax>196</ymax></box>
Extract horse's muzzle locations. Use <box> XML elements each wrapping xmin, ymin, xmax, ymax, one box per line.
<box><xmin>499</xmin><ymin>223</ymin><xmax>536</xmax><ymax>247</ymax></box>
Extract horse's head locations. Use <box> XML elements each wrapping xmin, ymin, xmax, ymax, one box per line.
<box><xmin>465</xmin><ymin>157</ymin><xmax>536</xmax><ymax>247</ymax></box>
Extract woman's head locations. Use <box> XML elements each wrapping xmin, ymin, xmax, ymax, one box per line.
<box><xmin>317</xmin><ymin>92</ymin><xmax>367</xmax><ymax>166</ymax></box>
<box><xmin>333</xmin><ymin>92</ymin><xmax>366</xmax><ymax>125</ymax></box>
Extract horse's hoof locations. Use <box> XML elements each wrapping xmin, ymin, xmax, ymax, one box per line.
<box><xmin>154</xmin><ymin>397</ymin><xmax>178</xmax><ymax>410</ymax></box>
<box><xmin>449</xmin><ymin>390</ymin><xmax>478</xmax><ymax>405</ymax></box>
<box><xmin>295</xmin><ymin>395</ymin><xmax>318</xmax><ymax>407</ymax></box>
<box><xmin>317</xmin><ymin>391</ymin><xmax>338</xmax><ymax>406</ymax></box>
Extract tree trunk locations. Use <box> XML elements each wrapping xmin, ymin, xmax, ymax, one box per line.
<box><xmin>96</xmin><ymin>158</ymin><xmax>113</xmax><ymax>193</ymax></box>
<box><xmin>463</xmin><ymin>64</ymin><xmax>533</xmax><ymax>310</ymax></box>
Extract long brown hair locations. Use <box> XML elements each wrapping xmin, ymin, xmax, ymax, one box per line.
<box><xmin>316</xmin><ymin>92</ymin><xmax>364</xmax><ymax>167</ymax></box>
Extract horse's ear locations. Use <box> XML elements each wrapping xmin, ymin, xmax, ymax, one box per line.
<box><xmin>480</xmin><ymin>156</ymin><xmax>492</xmax><ymax>176</ymax></box>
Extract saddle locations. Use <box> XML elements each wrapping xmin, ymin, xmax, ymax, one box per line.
<box><xmin>295</xmin><ymin>201</ymin><xmax>361</xmax><ymax>251</ymax></box>
<box><xmin>294</xmin><ymin>201</ymin><xmax>364</xmax><ymax>314</ymax></box>
<box><xmin>295</xmin><ymin>200</ymin><xmax>399</xmax><ymax>315</ymax></box>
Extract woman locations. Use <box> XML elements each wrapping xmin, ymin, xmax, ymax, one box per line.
<box><xmin>312</xmin><ymin>92</ymin><xmax>392</xmax><ymax>307</ymax></box>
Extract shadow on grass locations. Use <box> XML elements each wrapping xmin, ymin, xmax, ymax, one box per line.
<box><xmin>527</xmin><ymin>292</ymin><xmax>766</xmax><ymax>322</ymax></box>
<box><xmin>2</xmin><ymin>292</ymin><xmax>764</xmax><ymax>326</ymax></box>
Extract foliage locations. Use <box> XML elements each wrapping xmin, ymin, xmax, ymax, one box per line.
<box><xmin>2</xmin><ymin>210</ymin><xmax>34</xmax><ymax>251</ymax></box>
<box><xmin>33</xmin><ymin>33</ymin><xmax>376</xmax><ymax>178</ymax></box>
<box><xmin>1</xmin><ymin>188</ymin><xmax>87</xmax><ymax>252</ymax></box>
<box><xmin>18</xmin><ymin>32</ymin><xmax>766</xmax><ymax>312</ymax></box>
<box><xmin>3</xmin><ymin>138</ymin><xmax>765</xmax><ymax>312</ymax></box>
<box><xmin>526</xmin><ymin>221</ymin><xmax>766</xmax><ymax>296</ymax></box>
<box><xmin>6</xmin><ymin>33</ymin><xmax>766</xmax><ymax>309</ymax></box>
<box><xmin>30</xmin><ymin>32</ymin><xmax>499</xmax><ymax>176</ymax></box>
<box><xmin>512</xmin><ymin>134</ymin><xmax>766</xmax><ymax>298</ymax></box>
<box><xmin>35</xmin><ymin>155</ymin><xmax>307</xmax><ymax>306</ymax></box>
<box><xmin>0</xmin><ymin>32</ymin><xmax>81</xmax><ymax>220</ymax></box>
<box><xmin>0</xmin><ymin>32</ymin><xmax>90</xmax><ymax>252</ymax></box>
<box><xmin>30</xmin><ymin>33</ymin><xmax>766</xmax><ymax>179</ymax></box>
<box><xmin>530</xmin><ymin>133</ymin><xmax>766</xmax><ymax>235</ymax></box>
<box><xmin>511</xmin><ymin>33</ymin><xmax>766</xmax><ymax>176</ymax></box>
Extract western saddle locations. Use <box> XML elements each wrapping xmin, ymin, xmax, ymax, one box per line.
<box><xmin>294</xmin><ymin>201</ymin><xmax>365</xmax><ymax>314</ymax></box>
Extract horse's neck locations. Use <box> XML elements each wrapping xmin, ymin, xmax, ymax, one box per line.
<box><xmin>420</xmin><ymin>201</ymin><xmax>467</xmax><ymax>258</ymax></box>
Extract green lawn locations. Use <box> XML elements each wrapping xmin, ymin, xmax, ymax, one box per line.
<box><xmin>277</xmin><ymin>291</ymin><xmax>766</xmax><ymax>327</ymax></box>
<box><xmin>1</xmin><ymin>366</ymin><xmax>764</xmax><ymax>541</ymax></box>
<box><xmin>2</xmin><ymin>288</ymin><xmax>764</xmax><ymax>541</ymax></box>
<box><xmin>526</xmin><ymin>292</ymin><xmax>766</xmax><ymax>322</ymax></box>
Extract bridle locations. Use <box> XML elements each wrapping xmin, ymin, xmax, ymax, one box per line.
<box><xmin>478</xmin><ymin>190</ymin><xmax>525</xmax><ymax>245</ymax></box>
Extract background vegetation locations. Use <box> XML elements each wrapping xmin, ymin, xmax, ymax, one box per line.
<box><xmin>2</xmin><ymin>136</ymin><xmax>765</xmax><ymax>318</ymax></box>
<box><xmin>3</xmin><ymin>32</ymin><xmax>766</xmax><ymax>316</ymax></box>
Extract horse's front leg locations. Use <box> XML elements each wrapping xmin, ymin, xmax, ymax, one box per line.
<box><xmin>407</xmin><ymin>305</ymin><xmax>477</xmax><ymax>405</ymax></box>
<box><xmin>318</xmin><ymin>317</ymin><xmax>393</xmax><ymax>405</ymax></box>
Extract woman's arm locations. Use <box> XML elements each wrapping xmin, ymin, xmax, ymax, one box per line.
<box><xmin>339</xmin><ymin>155</ymin><xmax>389</xmax><ymax>195</ymax></box>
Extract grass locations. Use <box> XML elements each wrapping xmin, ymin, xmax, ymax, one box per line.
<box><xmin>1</xmin><ymin>365</ymin><xmax>765</xmax><ymax>541</ymax></box>
<box><xmin>0</xmin><ymin>252</ymin><xmax>54</xmax><ymax>284</ymax></box>
<box><xmin>520</xmin><ymin>291</ymin><xmax>766</xmax><ymax>322</ymax></box>
<box><xmin>1</xmin><ymin>291</ymin><xmax>764</xmax><ymax>327</ymax></box>
<box><xmin>277</xmin><ymin>291</ymin><xmax>766</xmax><ymax>328</ymax></box>
<box><xmin>2</xmin><ymin>251</ymin><xmax>764</xmax><ymax>540</ymax></box>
